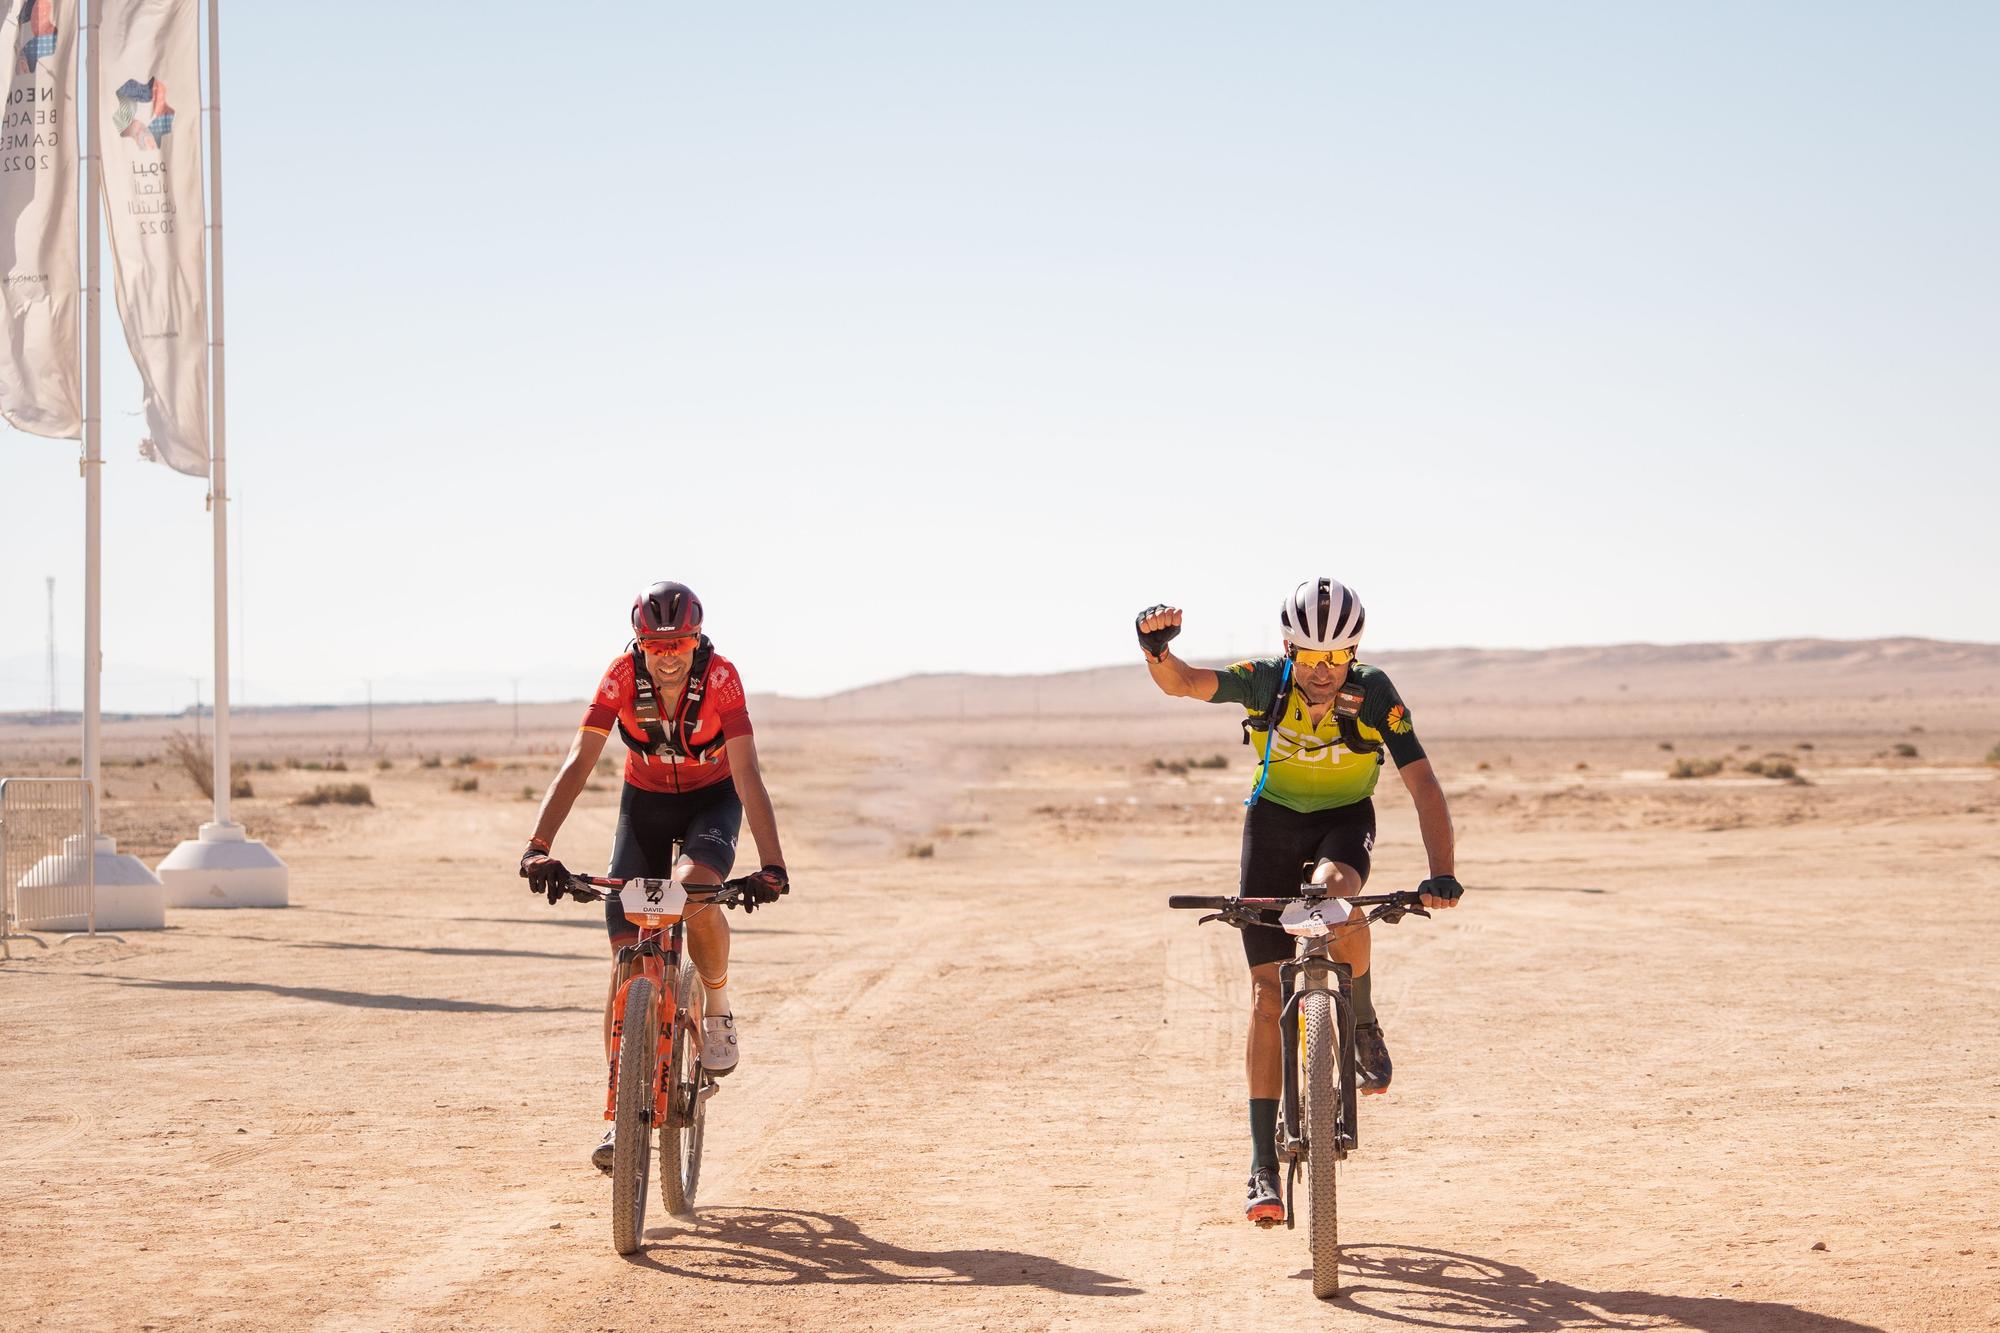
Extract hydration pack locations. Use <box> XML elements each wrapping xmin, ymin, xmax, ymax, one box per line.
<box><xmin>1242</xmin><ymin>672</ymin><xmax>1384</xmax><ymax>759</ymax></box>
<box><xmin>617</xmin><ymin>636</ymin><xmax>727</xmax><ymax>763</ymax></box>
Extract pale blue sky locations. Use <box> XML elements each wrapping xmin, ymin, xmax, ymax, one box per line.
<box><xmin>3</xmin><ymin>1</ymin><xmax>1995</xmax><ymax>711</ymax></box>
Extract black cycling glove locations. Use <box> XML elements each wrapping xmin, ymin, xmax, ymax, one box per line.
<box><xmin>520</xmin><ymin>846</ymin><xmax>572</xmax><ymax>904</ymax></box>
<box><xmin>739</xmin><ymin>865</ymin><xmax>788</xmax><ymax>912</ymax></box>
<box><xmin>1135</xmin><ymin>604</ymin><xmax>1180</xmax><ymax>661</ymax></box>
<box><xmin>1418</xmin><ymin>874</ymin><xmax>1463</xmax><ymax>903</ymax></box>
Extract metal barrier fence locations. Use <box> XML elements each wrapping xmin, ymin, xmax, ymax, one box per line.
<box><xmin>1</xmin><ymin>778</ymin><xmax>98</xmax><ymax>959</ymax></box>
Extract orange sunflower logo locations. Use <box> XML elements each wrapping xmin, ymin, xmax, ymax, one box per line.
<box><xmin>1385</xmin><ymin>704</ymin><xmax>1412</xmax><ymax>735</ymax></box>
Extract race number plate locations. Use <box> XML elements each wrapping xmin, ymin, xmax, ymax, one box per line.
<box><xmin>1279</xmin><ymin>898</ymin><xmax>1350</xmax><ymax>938</ymax></box>
<box><xmin>619</xmin><ymin>878</ymin><xmax>688</xmax><ymax>928</ymax></box>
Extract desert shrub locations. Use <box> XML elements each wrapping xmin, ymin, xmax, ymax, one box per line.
<box><xmin>1742</xmin><ymin>757</ymin><xmax>1797</xmax><ymax>780</ymax></box>
<box><xmin>454</xmin><ymin>752</ymin><xmax>478</xmax><ymax>768</ymax></box>
<box><xmin>1891</xmin><ymin>742</ymin><xmax>1918</xmax><ymax>759</ymax></box>
<box><xmin>164</xmin><ymin>732</ymin><xmax>215</xmax><ymax>797</ymax></box>
<box><xmin>594</xmin><ymin>755</ymin><xmax>617</xmax><ymax>776</ymax></box>
<box><xmin>419</xmin><ymin>754</ymin><xmax>443</xmax><ymax>769</ymax></box>
<box><xmin>1658</xmin><ymin>742</ymin><xmax>1674</xmax><ymax>752</ymax></box>
<box><xmin>1987</xmin><ymin>742</ymin><xmax>2000</xmax><ymax>765</ymax></box>
<box><xmin>165</xmin><ymin>732</ymin><xmax>249</xmax><ymax>800</ymax></box>
<box><xmin>1796</xmin><ymin>742</ymin><xmax>1815</xmax><ymax>751</ymax></box>
<box><xmin>251</xmin><ymin>759</ymin><xmax>276</xmax><ymax>772</ymax></box>
<box><xmin>294</xmin><ymin>783</ymin><xmax>373</xmax><ymax>807</ymax></box>
<box><xmin>451</xmin><ymin>776</ymin><xmax>479</xmax><ymax>793</ymax></box>
<box><xmin>375</xmin><ymin>758</ymin><xmax>393</xmax><ymax>771</ymax></box>
<box><xmin>1195</xmin><ymin>754</ymin><xmax>1229</xmax><ymax>769</ymax></box>
<box><xmin>520</xmin><ymin>785</ymin><xmax>537</xmax><ymax>801</ymax></box>
<box><xmin>907</xmin><ymin>842</ymin><xmax>935</xmax><ymax>859</ymax></box>
<box><xmin>1151</xmin><ymin>758</ymin><xmax>1190</xmax><ymax>776</ymax></box>
<box><xmin>1668</xmin><ymin>757</ymin><xmax>1723</xmax><ymax>779</ymax></box>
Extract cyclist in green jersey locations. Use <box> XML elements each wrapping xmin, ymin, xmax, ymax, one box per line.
<box><xmin>1136</xmin><ymin>578</ymin><xmax>1463</xmax><ymax>1224</ymax></box>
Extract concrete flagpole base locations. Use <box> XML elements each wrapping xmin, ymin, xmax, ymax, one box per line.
<box><xmin>18</xmin><ymin>835</ymin><xmax>168</xmax><ymax>931</ymax></box>
<box><xmin>158</xmin><ymin>822</ymin><xmax>290</xmax><ymax>909</ymax></box>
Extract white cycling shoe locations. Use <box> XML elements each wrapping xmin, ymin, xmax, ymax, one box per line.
<box><xmin>700</xmin><ymin>1014</ymin><xmax>739</xmax><ymax>1075</ymax></box>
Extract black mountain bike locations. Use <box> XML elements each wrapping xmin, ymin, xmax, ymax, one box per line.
<box><xmin>1169</xmin><ymin>886</ymin><xmax>1429</xmax><ymax>1299</ymax></box>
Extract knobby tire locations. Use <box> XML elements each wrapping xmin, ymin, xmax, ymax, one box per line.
<box><xmin>611</xmin><ymin>975</ymin><xmax>657</xmax><ymax>1256</ymax></box>
<box><xmin>660</xmin><ymin>961</ymin><xmax>707</xmax><ymax>1216</ymax></box>
<box><xmin>1302</xmin><ymin>990</ymin><xmax>1341</xmax><ymax>1299</ymax></box>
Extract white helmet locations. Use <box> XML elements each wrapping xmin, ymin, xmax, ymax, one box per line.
<box><xmin>1280</xmin><ymin>577</ymin><xmax>1366</xmax><ymax>651</ymax></box>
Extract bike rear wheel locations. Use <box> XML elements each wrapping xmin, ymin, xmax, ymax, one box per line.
<box><xmin>1301</xmin><ymin>989</ymin><xmax>1341</xmax><ymax>1299</ymax></box>
<box><xmin>660</xmin><ymin>960</ymin><xmax>709</xmax><ymax>1216</ymax></box>
<box><xmin>610</xmin><ymin>975</ymin><xmax>657</xmax><ymax>1255</ymax></box>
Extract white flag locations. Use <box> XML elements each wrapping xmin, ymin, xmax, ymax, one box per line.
<box><xmin>99</xmin><ymin>0</ymin><xmax>206</xmax><ymax>476</ymax></box>
<box><xmin>0</xmin><ymin>0</ymin><xmax>81</xmax><ymax>439</ymax></box>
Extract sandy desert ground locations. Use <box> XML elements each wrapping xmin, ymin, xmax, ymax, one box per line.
<box><xmin>3</xmin><ymin>639</ymin><xmax>1998</xmax><ymax>1332</ymax></box>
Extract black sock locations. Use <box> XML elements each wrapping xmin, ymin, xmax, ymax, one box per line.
<box><xmin>1353</xmin><ymin>970</ymin><xmax>1377</xmax><ymax>1027</ymax></box>
<box><xmin>1249</xmin><ymin>1098</ymin><xmax>1279</xmax><ymax>1172</ymax></box>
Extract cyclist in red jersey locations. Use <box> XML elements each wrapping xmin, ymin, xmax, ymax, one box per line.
<box><xmin>520</xmin><ymin>582</ymin><xmax>790</xmax><ymax>1171</ymax></box>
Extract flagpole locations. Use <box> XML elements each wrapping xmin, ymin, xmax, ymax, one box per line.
<box><xmin>157</xmin><ymin>0</ymin><xmax>286</xmax><ymax>908</ymax></box>
<box><xmin>205</xmin><ymin>0</ymin><xmax>230</xmax><ymax>827</ymax></box>
<box><xmin>82</xmin><ymin>0</ymin><xmax>103</xmax><ymax>812</ymax></box>
<box><xmin>79</xmin><ymin>0</ymin><xmax>166</xmax><ymax>928</ymax></box>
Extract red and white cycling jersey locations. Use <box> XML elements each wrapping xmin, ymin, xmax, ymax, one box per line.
<box><xmin>580</xmin><ymin>651</ymin><xmax>753</xmax><ymax>794</ymax></box>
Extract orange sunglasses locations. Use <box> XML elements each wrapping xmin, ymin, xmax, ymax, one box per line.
<box><xmin>1289</xmin><ymin>647</ymin><xmax>1355</xmax><ymax>667</ymax></box>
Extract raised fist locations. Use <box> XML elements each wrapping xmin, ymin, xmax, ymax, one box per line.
<box><xmin>1135</xmin><ymin>604</ymin><xmax>1183</xmax><ymax>661</ymax></box>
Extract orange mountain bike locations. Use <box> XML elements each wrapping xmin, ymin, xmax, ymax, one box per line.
<box><xmin>553</xmin><ymin>872</ymin><xmax>780</xmax><ymax>1255</ymax></box>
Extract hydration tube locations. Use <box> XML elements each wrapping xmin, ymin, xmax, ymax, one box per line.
<box><xmin>1242</xmin><ymin>657</ymin><xmax>1294</xmax><ymax>808</ymax></box>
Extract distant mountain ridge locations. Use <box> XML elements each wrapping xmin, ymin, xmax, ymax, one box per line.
<box><xmin>4</xmin><ymin>637</ymin><xmax>1993</xmax><ymax>723</ymax></box>
<box><xmin>757</xmin><ymin>637</ymin><xmax>2000</xmax><ymax>722</ymax></box>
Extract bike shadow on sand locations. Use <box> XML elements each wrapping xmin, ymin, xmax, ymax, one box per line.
<box><xmin>90</xmin><ymin>973</ymin><xmax>595</xmax><ymax>1015</ymax></box>
<box><xmin>631</xmin><ymin>1207</ymin><xmax>1138</xmax><ymax>1296</ymax></box>
<box><xmin>1301</xmin><ymin>1245</ymin><xmax>1883</xmax><ymax>1332</ymax></box>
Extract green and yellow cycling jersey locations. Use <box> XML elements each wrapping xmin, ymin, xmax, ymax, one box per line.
<box><xmin>1208</xmin><ymin>660</ymin><xmax>1426</xmax><ymax>813</ymax></box>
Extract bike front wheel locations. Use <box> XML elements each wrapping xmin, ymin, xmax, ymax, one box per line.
<box><xmin>1301</xmin><ymin>989</ymin><xmax>1341</xmax><ymax>1299</ymax></box>
<box><xmin>660</xmin><ymin>960</ymin><xmax>709</xmax><ymax>1217</ymax></box>
<box><xmin>610</xmin><ymin>974</ymin><xmax>658</xmax><ymax>1255</ymax></box>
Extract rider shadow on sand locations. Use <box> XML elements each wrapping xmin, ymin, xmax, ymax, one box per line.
<box><xmin>633</xmin><ymin>1207</ymin><xmax>1138</xmax><ymax>1296</ymax></box>
<box><xmin>1309</xmin><ymin>1245</ymin><xmax>1884</xmax><ymax>1333</ymax></box>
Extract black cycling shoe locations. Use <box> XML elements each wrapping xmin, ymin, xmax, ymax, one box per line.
<box><xmin>1355</xmin><ymin>1021</ymin><xmax>1393</xmax><ymax>1094</ymax></box>
<box><xmin>1245</xmin><ymin>1166</ymin><xmax>1284</xmax><ymax>1226</ymax></box>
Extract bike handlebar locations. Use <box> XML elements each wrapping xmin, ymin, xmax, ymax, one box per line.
<box><xmin>552</xmin><ymin>873</ymin><xmax>785</xmax><ymax>907</ymax></box>
<box><xmin>1169</xmin><ymin>890</ymin><xmax>1426</xmax><ymax>911</ymax></box>
<box><xmin>1169</xmin><ymin>888</ymin><xmax>1432</xmax><ymax>925</ymax></box>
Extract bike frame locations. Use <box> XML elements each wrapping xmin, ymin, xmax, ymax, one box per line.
<box><xmin>1167</xmin><ymin>886</ymin><xmax>1426</xmax><ymax>1232</ymax></box>
<box><xmin>1277</xmin><ymin>940</ymin><xmax>1358</xmax><ymax>1166</ymax></box>
<box><xmin>606</xmin><ymin>918</ymin><xmax>686</xmax><ymax>1128</ymax></box>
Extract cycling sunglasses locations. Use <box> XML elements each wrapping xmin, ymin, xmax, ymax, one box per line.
<box><xmin>638</xmin><ymin>634</ymin><xmax>700</xmax><ymax>655</ymax></box>
<box><xmin>1288</xmin><ymin>647</ymin><xmax>1355</xmax><ymax>668</ymax></box>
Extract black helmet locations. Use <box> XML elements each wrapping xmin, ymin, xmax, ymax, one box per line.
<box><xmin>632</xmin><ymin>582</ymin><xmax>703</xmax><ymax>638</ymax></box>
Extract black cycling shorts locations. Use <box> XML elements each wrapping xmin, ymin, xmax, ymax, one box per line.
<box><xmin>603</xmin><ymin>779</ymin><xmax>742</xmax><ymax>940</ymax></box>
<box><xmin>1237</xmin><ymin>796</ymin><xmax>1375</xmax><ymax>969</ymax></box>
